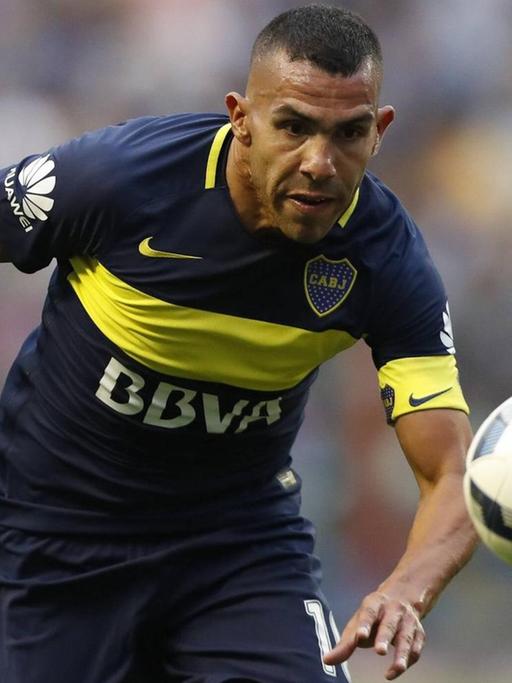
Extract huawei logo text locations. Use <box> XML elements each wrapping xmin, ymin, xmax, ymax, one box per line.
<box><xmin>4</xmin><ymin>155</ymin><xmax>56</xmax><ymax>233</ymax></box>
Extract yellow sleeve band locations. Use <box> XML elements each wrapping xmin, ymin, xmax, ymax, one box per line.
<box><xmin>378</xmin><ymin>355</ymin><xmax>469</xmax><ymax>424</ymax></box>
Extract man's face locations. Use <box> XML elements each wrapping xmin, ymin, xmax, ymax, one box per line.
<box><xmin>226</xmin><ymin>51</ymin><xmax>394</xmax><ymax>244</ymax></box>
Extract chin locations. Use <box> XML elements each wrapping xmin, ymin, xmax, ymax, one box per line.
<box><xmin>252</xmin><ymin>225</ymin><xmax>319</xmax><ymax>247</ymax></box>
<box><xmin>286</xmin><ymin>224</ymin><xmax>332</xmax><ymax>244</ymax></box>
<box><xmin>254</xmin><ymin>213</ymin><xmax>332</xmax><ymax>245</ymax></box>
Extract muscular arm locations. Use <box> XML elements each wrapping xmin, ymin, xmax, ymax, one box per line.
<box><xmin>325</xmin><ymin>409</ymin><xmax>478</xmax><ymax>680</ymax></box>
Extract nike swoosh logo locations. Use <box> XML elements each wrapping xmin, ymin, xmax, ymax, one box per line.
<box><xmin>139</xmin><ymin>237</ymin><xmax>203</xmax><ymax>260</ymax></box>
<box><xmin>409</xmin><ymin>387</ymin><xmax>452</xmax><ymax>407</ymax></box>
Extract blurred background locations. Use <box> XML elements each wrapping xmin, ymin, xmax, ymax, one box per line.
<box><xmin>1</xmin><ymin>1</ymin><xmax>511</xmax><ymax>681</ymax></box>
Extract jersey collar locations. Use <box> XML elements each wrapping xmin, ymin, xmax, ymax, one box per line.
<box><xmin>205</xmin><ymin>123</ymin><xmax>232</xmax><ymax>189</ymax></box>
<box><xmin>337</xmin><ymin>187</ymin><xmax>360</xmax><ymax>228</ymax></box>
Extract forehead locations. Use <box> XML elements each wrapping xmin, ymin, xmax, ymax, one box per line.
<box><xmin>247</xmin><ymin>50</ymin><xmax>380</xmax><ymax>120</ymax></box>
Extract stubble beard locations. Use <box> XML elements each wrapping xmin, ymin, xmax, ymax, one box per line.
<box><xmin>248</xmin><ymin>168</ymin><xmax>328</xmax><ymax>245</ymax></box>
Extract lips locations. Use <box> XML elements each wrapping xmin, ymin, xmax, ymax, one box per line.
<box><xmin>287</xmin><ymin>192</ymin><xmax>333</xmax><ymax>206</ymax></box>
<box><xmin>286</xmin><ymin>192</ymin><xmax>335</xmax><ymax>215</ymax></box>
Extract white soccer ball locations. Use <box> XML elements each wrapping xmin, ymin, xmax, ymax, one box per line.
<box><xmin>463</xmin><ymin>396</ymin><xmax>512</xmax><ymax>564</ymax></box>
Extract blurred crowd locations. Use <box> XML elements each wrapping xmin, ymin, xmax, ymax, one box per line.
<box><xmin>1</xmin><ymin>1</ymin><xmax>512</xmax><ymax>681</ymax></box>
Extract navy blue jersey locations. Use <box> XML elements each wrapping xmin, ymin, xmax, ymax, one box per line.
<box><xmin>0</xmin><ymin>473</ymin><xmax>351</xmax><ymax>682</ymax></box>
<box><xmin>0</xmin><ymin>114</ymin><xmax>468</xmax><ymax>533</ymax></box>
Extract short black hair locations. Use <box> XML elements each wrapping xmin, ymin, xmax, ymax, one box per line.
<box><xmin>251</xmin><ymin>4</ymin><xmax>382</xmax><ymax>77</ymax></box>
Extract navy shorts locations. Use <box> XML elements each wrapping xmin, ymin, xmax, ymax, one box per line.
<box><xmin>0</xmin><ymin>470</ymin><xmax>351</xmax><ymax>683</ymax></box>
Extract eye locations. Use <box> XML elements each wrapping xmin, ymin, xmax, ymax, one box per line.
<box><xmin>339</xmin><ymin>126</ymin><xmax>368</xmax><ymax>141</ymax></box>
<box><xmin>281</xmin><ymin>119</ymin><xmax>307</xmax><ymax>136</ymax></box>
<box><xmin>344</xmin><ymin>128</ymin><xmax>360</xmax><ymax>139</ymax></box>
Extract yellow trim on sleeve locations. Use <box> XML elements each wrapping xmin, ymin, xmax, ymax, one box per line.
<box><xmin>67</xmin><ymin>256</ymin><xmax>358</xmax><ymax>391</ymax></box>
<box><xmin>378</xmin><ymin>355</ymin><xmax>469</xmax><ymax>422</ymax></box>
<box><xmin>205</xmin><ymin>123</ymin><xmax>232</xmax><ymax>189</ymax></box>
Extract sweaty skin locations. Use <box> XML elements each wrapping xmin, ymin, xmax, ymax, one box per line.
<box><xmin>225</xmin><ymin>50</ymin><xmax>394</xmax><ymax>244</ymax></box>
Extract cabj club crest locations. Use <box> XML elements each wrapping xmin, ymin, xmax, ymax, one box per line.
<box><xmin>304</xmin><ymin>255</ymin><xmax>357</xmax><ymax>317</ymax></box>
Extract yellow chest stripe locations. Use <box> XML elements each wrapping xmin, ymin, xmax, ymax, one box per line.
<box><xmin>67</xmin><ymin>256</ymin><xmax>357</xmax><ymax>391</ymax></box>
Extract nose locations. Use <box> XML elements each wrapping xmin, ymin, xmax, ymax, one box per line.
<box><xmin>299</xmin><ymin>136</ymin><xmax>337</xmax><ymax>182</ymax></box>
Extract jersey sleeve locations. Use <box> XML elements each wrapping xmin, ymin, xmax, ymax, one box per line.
<box><xmin>365</xmin><ymin>214</ymin><xmax>469</xmax><ymax>424</ymax></box>
<box><xmin>0</xmin><ymin>127</ymin><xmax>123</xmax><ymax>273</ymax></box>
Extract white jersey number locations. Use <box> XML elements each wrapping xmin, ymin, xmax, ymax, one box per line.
<box><xmin>304</xmin><ymin>599</ymin><xmax>351</xmax><ymax>681</ymax></box>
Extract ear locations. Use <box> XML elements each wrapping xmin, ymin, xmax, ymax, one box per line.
<box><xmin>372</xmin><ymin>105</ymin><xmax>395</xmax><ymax>156</ymax></box>
<box><xmin>225</xmin><ymin>92</ymin><xmax>251</xmax><ymax>146</ymax></box>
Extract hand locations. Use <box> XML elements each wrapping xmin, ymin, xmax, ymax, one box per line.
<box><xmin>324</xmin><ymin>590</ymin><xmax>425</xmax><ymax>680</ymax></box>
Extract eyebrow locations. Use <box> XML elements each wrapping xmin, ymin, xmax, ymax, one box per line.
<box><xmin>272</xmin><ymin>104</ymin><xmax>375</xmax><ymax>128</ymax></box>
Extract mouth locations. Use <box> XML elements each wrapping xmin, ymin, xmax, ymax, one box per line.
<box><xmin>286</xmin><ymin>193</ymin><xmax>335</xmax><ymax>214</ymax></box>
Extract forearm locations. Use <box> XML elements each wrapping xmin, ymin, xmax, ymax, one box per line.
<box><xmin>378</xmin><ymin>470</ymin><xmax>478</xmax><ymax>618</ymax></box>
<box><xmin>323</xmin><ymin>478</ymin><xmax>476</xmax><ymax>678</ymax></box>
<box><xmin>326</xmin><ymin>410</ymin><xmax>477</xmax><ymax>678</ymax></box>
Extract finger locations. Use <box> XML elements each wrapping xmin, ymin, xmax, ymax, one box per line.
<box><xmin>384</xmin><ymin>617</ymin><xmax>424</xmax><ymax>680</ymax></box>
<box><xmin>374</xmin><ymin>611</ymin><xmax>403</xmax><ymax>656</ymax></box>
<box><xmin>324</xmin><ymin>637</ymin><xmax>357</xmax><ymax>665</ymax></box>
<box><xmin>408</xmin><ymin>624</ymin><xmax>426</xmax><ymax>667</ymax></box>
<box><xmin>323</xmin><ymin>619</ymin><xmax>362</xmax><ymax>664</ymax></box>
<box><xmin>324</xmin><ymin>599</ymin><xmax>383</xmax><ymax>664</ymax></box>
<box><xmin>351</xmin><ymin>598</ymin><xmax>383</xmax><ymax>646</ymax></box>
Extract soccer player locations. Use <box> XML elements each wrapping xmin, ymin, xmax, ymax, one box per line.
<box><xmin>0</xmin><ymin>5</ymin><xmax>477</xmax><ymax>683</ymax></box>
